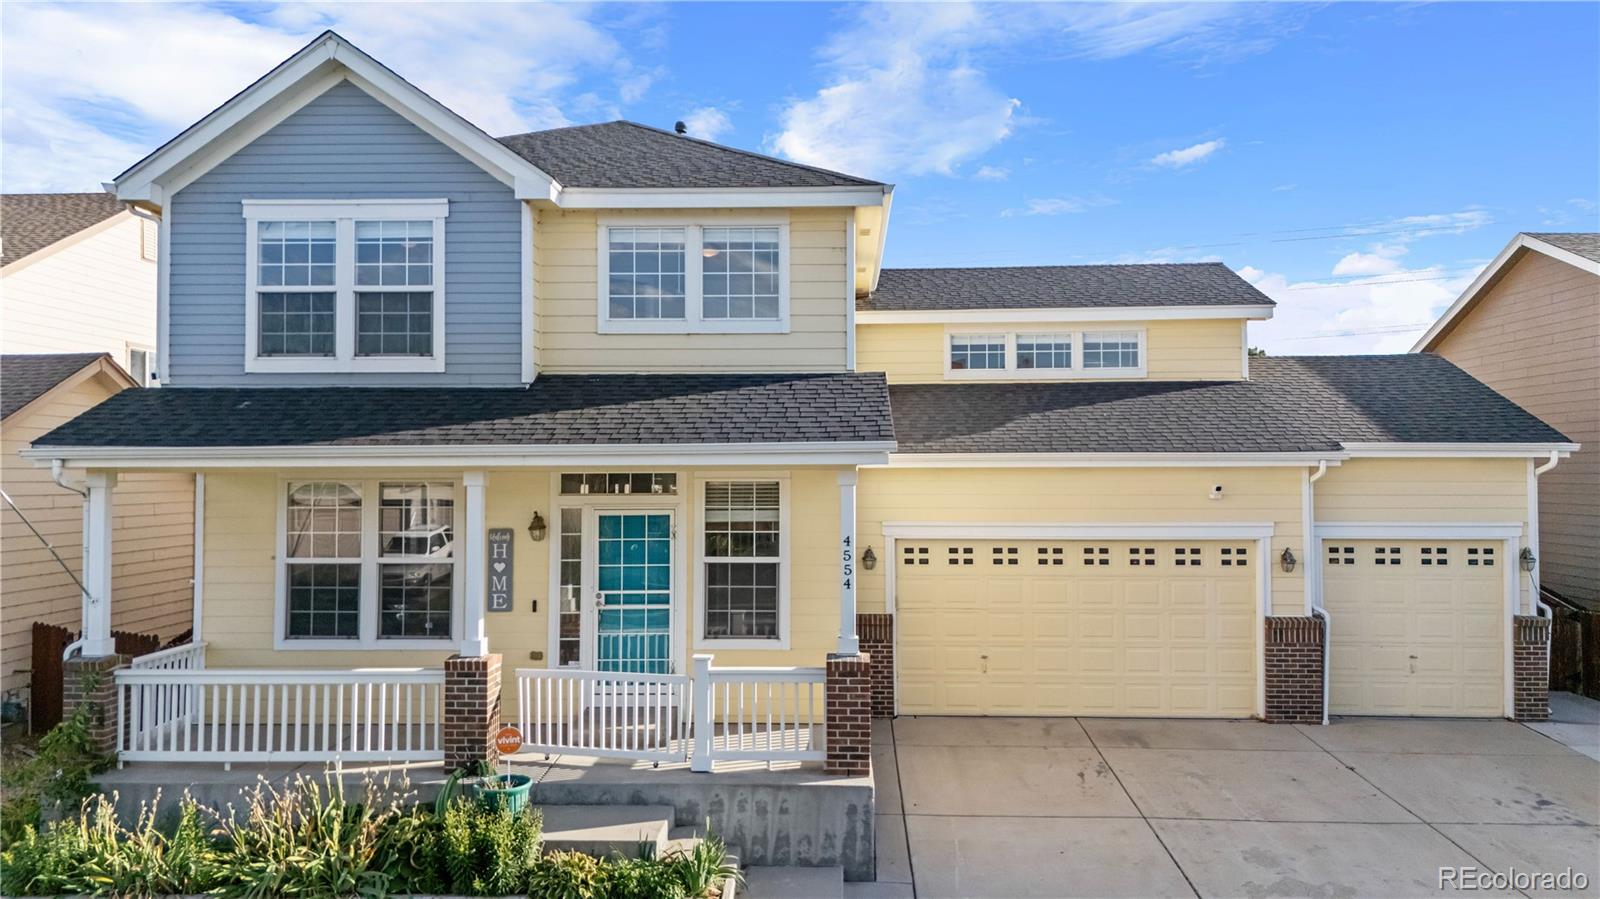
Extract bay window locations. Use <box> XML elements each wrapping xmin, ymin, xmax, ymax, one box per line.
<box><xmin>700</xmin><ymin>480</ymin><xmax>788</xmax><ymax>646</ymax></box>
<box><xmin>244</xmin><ymin>200</ymin><xmax>447</xmax><ymax>372</ymax></box>
<box><xmin>279</xmin><ymin>479</ymin><xmax>460</xmax><ymax>648</ymax></box>
<box><xmin>598</xmin><ymin>220</ymin><xmax>789</xmax><ymax>333</ymax></box>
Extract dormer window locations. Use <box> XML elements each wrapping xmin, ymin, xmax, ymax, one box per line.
<box><xmin>598</xmin><ymin>218</ymin><xmax>789</xmax><ymax>334</ymax></box>
<box><xmin>946</xmin><ymin>328</ymin><xmax>1147</xmax><ymax>379</ymax></box>
<box><xmin>243</xmin><ymin>199</ymin><xmax>447</xmax><ymax>373</ymax></box>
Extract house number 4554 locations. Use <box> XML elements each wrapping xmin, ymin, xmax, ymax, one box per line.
<box><xmin>841</xmin><ymin>535</ymin><xmax>853</xmax><ymax>590</ymax></box>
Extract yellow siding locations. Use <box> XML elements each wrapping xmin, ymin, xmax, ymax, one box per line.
<box><xmin>854</xmin><ymin>319</ymin><xmax>1247</xmax><ymax>384</ymax></box>
<box><xmin>201</xmin><ymin>467</ymin><xmax>848</xmax><ymax>671</ymax></box>
<box><xmin>1</xmin><ymin>374</ymin><xmax>194</xmax><ymax>694</ymax></box>
<box><xmin>1430</xmin><ymin>251</ymin><xmax>1599</xmax><ymax>603</ymax></box>
<box><xmin>534</xmin><ymin>207</ymin><xmax>850</xmax><ymax>373</ymax></box>
<box><xmin>1314</xmin><ymin>458</ymin><xmax>1531</xmax><ymax>609</ymax></box>
<box><xmin>856</xmin><ymin>466</ymin><xmax>1306</xmax><ymax>616</ymax></box>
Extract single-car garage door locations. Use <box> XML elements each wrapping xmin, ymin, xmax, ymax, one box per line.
<box><xmin>1323</xmin><ymin>540</ymin><xmax>1506</xmax><ymax>717</ymax></box>
<box><xmin>896</xmin><ymin>539</ymin><xmax>1258</xmax><ymax>716</ymax></box>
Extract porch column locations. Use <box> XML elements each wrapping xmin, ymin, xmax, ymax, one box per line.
<box><xmin>460</xmin><ymin>471</ymin><xmax>489</xmax><ymax>657</ymax></box>
<box><xmin>81</xmin><ymin>471</ymin><xmax>117</xmax><ymax>657</ymax></box>
<box><xmin>837</xmin><ymin>470</ymin><xmax>860</xmax><ymax>656</ymax></box>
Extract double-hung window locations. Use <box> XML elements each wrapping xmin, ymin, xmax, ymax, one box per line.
<box><xmin>700</xmin><ymin>480</ymin><xmax>788</xmax><ymax>647</ymax></box>
<box><xmin>599</xmin><ymin>220</ymin><xmax>789</xmax><ymax>334</ymax></box>
<box><xmin>279</xmin><ymin>479</ymin><xmax>460</xmax><ymax>648</ymax></box>
<box><xmin>244</xmin><ymin>200</ymin><xmax>447</xmax><ymax>373</ymax></box>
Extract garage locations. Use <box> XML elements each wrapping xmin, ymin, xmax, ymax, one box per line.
<box><xmin>1323</xmin><ymin>539</ymin><xmax>1507</xmax><ymax>716</ymax></box>
<box><xmin>894</xmin><ymin>539</ymin><xmax>1259</xmax><ymax>717</ymax></box>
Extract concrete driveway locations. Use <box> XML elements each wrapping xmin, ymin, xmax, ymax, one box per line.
<box><xmin>867</xmin><ymin>708</ymin><xmax>1600</xmax><ymax>899</ymax></box>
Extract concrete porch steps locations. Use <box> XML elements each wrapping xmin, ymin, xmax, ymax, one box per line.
<box><xmin>743</xmin><ymin>865</ymin><xmax>844</xmax><ymax>899</ymax></box>
<box><xmin>536</xmin><ymin>804</ymin><xmax>674</xmax><ymax>859</ymax></box>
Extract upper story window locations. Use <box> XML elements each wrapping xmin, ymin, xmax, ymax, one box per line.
<box><xmin>598</xmin><ymin>219</ymin><xmax>789</xmax><ymax>334</ymax></box>
<box><xmin>946</xmin><ymin>328</ymin><xmax>1146</xmax><ymax>379</ymax></box>
<box><xmin>243</xmin><ymin>199</ymin><xmax>447</xmax><ymax>374</ymax></box>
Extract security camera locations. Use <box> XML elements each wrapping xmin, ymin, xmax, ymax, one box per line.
<box><xmin>1208</xmin><ymin>485</ymin><xmax>1224</xmax><ymax>500</ymax></box>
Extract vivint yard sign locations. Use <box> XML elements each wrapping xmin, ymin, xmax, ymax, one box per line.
<box><xmin>488</xmin><ymin>528</ymin><xmax>514</xmax><ymax>612</ymax></box>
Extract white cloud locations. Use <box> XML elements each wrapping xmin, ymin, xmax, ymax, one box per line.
<box><xmin>973</xmin><ymin>165</ymin><xmax>1010</xmax><ymax>181</ymax></box>
<box><xmin>770</xmin><ymin>3</ymin><xmax>1280</xmax><ymax>179</ymax></box>
<box><xmin>1244</xmin><ymin>264</ymin><xmax>1479</xmax><ymax>355</ymax></box>
<box><xmin>1001</xmin><ymin>195</ymin><xmax>1117</xmax><ymax>217</ymax></box>
<box><xmin>1151</xmin><ymin>138</ymin><xmax>1225</xmax><ymax>168</ymax></box>
<box><xmin>1</xmin><ymin>2</ymin><xmax>641</xmax><ymax>192</ymax></box>
<box><xmin>680</xmin><ymin>107</ymin><xmax>733</xmax><ymax>142</ymax></box>
<box><xmin>1331</xmin><ymin>242</ymin><xmax>1409</xmax><ymax>276</ymax></box>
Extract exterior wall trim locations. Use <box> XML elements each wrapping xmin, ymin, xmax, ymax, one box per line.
<box><xmin>880</xmin><ymin>521</ymin><xmax>1276</xmax><ymax>540</ymax></box>
<box><xmin>1313</xmin><ymin>522</ymin><xmax>1524</xmax><ymax>539</ymax></box>
<box><xmin>856</xmin><ymin>304</ymin><xmax>1276</xmax><ymax>325</ymax></box>
<box><xmin>559</xmin><ymin>186</ymin><xmax>890</xmax><ymax>209</ymax></box>
<box><xmin>882</xmin><ymin>452</ymin><xmax>1343</xmax><ymax>468</ymax></box>
<box><xmin>1340</xmin><ymin>442</ymin><xmax>1579</xmax><ymax>458</ymax></box>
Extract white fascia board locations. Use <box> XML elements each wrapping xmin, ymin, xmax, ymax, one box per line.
<box><xmin>115</xmin><ymin>32</ymin><xmax>558</xmax><ymax>204</ymax></box>
<box><xmin>1340</xmin><ymin>442</ymin><xmax>1579</xmax><ymax>458</ymax></box>
<box><xmin>556</xmin><ymin>185</ymin><xmax>891</xmax><ymax>209</ymax></box>
<box><xmin>1412</xmin><ymin>233</ymin><xmax>1600</xmax><ymax>352</ymax></box>
<box><xmin>24</xmin><ymin>441</ymin><xmax>897</xmax><ymax>470</ymax></box>
<box><xmin>880</xmin><ymin>452</ymin><xmax>1345</xmax><ymax>469</ymax></box>
<box><xmin>855</xmin><ymin>305</ymin><xmax>1276</xmax><ymax>325</ymax></box>
<box><xmin>882</xmin><ymin>521</ymin><xmax>1277</xmax><ymax>540</ymax></box>
<box><xmin>1314</xmin><ymin>521</ymin><xmax>1524</xmax><ymax>539</ymax></box>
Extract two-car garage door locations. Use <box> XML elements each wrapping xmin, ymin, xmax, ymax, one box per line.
<box><xmin>895</xmin><ymin>539</ymin><xmax>1258</xmax><ymax>717</ymax></box>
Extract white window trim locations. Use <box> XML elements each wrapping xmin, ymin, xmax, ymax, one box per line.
<box><xmin>944</xmin><ymin>326</ymin><xmax>1148</xmax><ymax>380</ymax></box>
<box><xmin>596</xmin><ymin>216</ymin><xmax>791</xmax><ymax>335</ymax></box>
<box><xmin>694</xmin><ymin>474</ymin><xmax>792</xmax><ymax>650</ymax></box>
<box><xmin>273</xmin><ymin>477</ymin><xmax>465</xmax><ymax>651</ymax></box>
<box><xmin>243</xmin><ymin>199</ymin><xmax>448</xmax><ymax>374</ymax></box>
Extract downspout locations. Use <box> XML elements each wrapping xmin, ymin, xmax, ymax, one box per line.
<box><xmin>1530</xmin><ymin>451</ymin><xmax>1561</xmax><ymax>618</ymax></box>
<box><xmin>123</xmin><ymin>202</ymin><xmax>164</xmax><ymax>384</ymax></box>
<box><xmin>52</xmin><ymin>461</ymin><xmax>92</xmax><ymax>660</ymax></box>
<box><xmin>1306</xmin><ymin>461</ymin><xmax>1331</xmax><ymax>725</ymax></box>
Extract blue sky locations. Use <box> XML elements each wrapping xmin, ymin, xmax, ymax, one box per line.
<box><xmin>3</xmin><ymin>2</ymin><xmax>1595</xmax><ymax>353</ymax></box>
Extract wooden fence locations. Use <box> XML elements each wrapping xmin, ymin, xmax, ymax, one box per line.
<box><xmin>29</xmin><ymin>622</ymin><xmax>164</xmax><ymax>733</ymax></box>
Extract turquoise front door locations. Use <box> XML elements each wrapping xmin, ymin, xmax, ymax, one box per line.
<box><xmin>595</xmin><ymin>512</ymin><xmax>673</xmax><ymax>674</ymax></box>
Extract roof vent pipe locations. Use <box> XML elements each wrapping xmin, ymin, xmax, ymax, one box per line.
<box><xmin>674</xmin><ymin>121</ymin><xmax>687</xmax><ymax>135</ymax></box>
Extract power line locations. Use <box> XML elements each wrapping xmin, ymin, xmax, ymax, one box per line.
<box><xmin>1274</xmin><ymin>323</ymin><xmax>1433</xmax><ymax>341</ymax></box>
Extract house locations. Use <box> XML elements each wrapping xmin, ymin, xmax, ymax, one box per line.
<box><xmin>0</xmin><ymin>354</ymin><xmax>194</xmax><ymax>712</ymax></box>
<box><xmin>20</xmin><ymin>32</ymin><xmax>1575</xmax><ymax>777</ymax></box>
<box><xmin>1413</xmin><ymin>233</ymin><xmax>1599</xmax><ymax>610</ymax></box>
<box><xmin>2</xmin><ymin>192</ymin><xmax>162</xmax><ymax>384</ymax></box>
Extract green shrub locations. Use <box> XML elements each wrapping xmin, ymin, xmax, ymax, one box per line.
<box><xmin>666</xmin><ymin>830</ymin><xmax>742</xmax><ymax>899</ymax></box>
<box><xmin>0</xmin><ymin>792</ymin><xmax>215</xmax><ymax>897</ymax></box>
<box><xmin>436</xmin><ymin>799</ymin><xmax>542</xmax><ymax>895</ymax></box>
<box><xmin>607</xmin><ymin>854</ymin><xmax>688</xmax><ymax>899</ymax></box>
<box><xmin>530</xmin><ymin>849</ymin><xmax>609</xmax><ymax>899</ymax></box>
<box><xmin>0</xmin><ymin>700</ymin><xmax>113</xmax><ymax>845</ymax></box>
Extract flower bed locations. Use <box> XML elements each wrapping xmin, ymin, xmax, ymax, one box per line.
<box><xmin>0</xmin><ymin>772</ymin><xmax>739</xmax><ymax>899</ymax></box>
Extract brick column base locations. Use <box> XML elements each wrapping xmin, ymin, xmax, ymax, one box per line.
<box><xmin>64</xmin><ymin>654</ymin><xmax>125</xmax><ymax>756</ymax></box>
<box><xmin>444</xmin><ymin>654</ymin><xmax>502</xmax><ymax>771</ymax></box>
<box><xmin>825</xmin><ymin>652</ymin><xmax>871</xmax><ymax>776</ymax></box>
<box><xmin>1264</xmin><ymin>616</ymin><xmax>1325</xmax><ymax>724</ymax></box>
<box><xmin>1513</xmin><ymin>616</ymin><xmax>1551</xmax><ymax>721</ymax></box>
<box><xmin>857</xmin><ymin>614</ymin><xmax>894</xmax><ymax>718</ymax></box>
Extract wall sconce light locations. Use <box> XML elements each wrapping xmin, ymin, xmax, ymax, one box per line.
<box><xmin>1520</xmin><ymin>547</ymin><xmax>1537</xmax><ymax>572</ymax></box>
<box><xmin>527</xmin><ymin>511</ymin><xmax>548</xmax><ymax>542</ymax></box>
<box><xmin>862</xmin><ymin>546</ymin><xmax>877</xmax><ymax>571</ymax></box>
<box><xmin>1280</xmin><ymin>547</ymin><xmax>1297</xmax><ymax>573</ymax></box>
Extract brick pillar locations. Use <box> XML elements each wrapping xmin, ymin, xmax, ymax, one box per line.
<box><xmin>1264</xmin><ymin>616</ymin><xmax>1325</xmax><ymax>724</ymax></box>
<box><xmin>444</xmin><ymin>654</ymin><xmax>502</xmax><ymax>771</ymax></box>
<box><xmin>824</xmin><ymin>652</ymin><xmax>871</xmax><ymax>776</ymax></box>
<box><xmin>857</xmin><ymin>613</ymin><xmax>895</xmax><ymax>718</ymax></box>
<box><xmin>64</xmin><ymin>654</ymin><xmax>124</xmax><ymax>756</ymax></box>
<box><xmin>1513</xmin><ymin>616</ymin><xmax>1551</xmax><ymax>721</ymax></box>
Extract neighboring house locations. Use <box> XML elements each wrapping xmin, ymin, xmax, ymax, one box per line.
<box><xmin>1414</xmin><ymin>233</ymin><xmax>1599</xmax><ymax>608</ymax></box>
<box><xmin>1</xmin><ymin>192</ymin><xmax>162</xmax><ymax>384</ymax></box>
<box><xmin>18</xmin><ymin>33</ymin><xmax>1576</xmax><ymax>773</ymax></box>
<box><xmin>0</xmin><ymin>354</ymin><xmax>194</xmax><ymax>701</ymax></box>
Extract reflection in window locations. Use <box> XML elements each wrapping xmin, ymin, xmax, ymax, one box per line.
<box><xmin>702</xmin><ymin>227</ymin><xmax>781</xmax><ymax>320</ymax></box>
<box><xmin>608</xmin><ymin>228</ymin><xmax>686</xmax><ymax>320</ymax></box>
<box><xmin>284</xmin><ymin>482</ymin><xmax>362</xmax><ymax>639</ymax></box>
<box><xmin>950</xmin><ymin>334</ymin><xmax>1006</xmax><ymax>370</ymax></box>
<box><xmin>1083</xmin><ymin>331</ymin><xmax>1140</xmax><ymax>368</ymax></box>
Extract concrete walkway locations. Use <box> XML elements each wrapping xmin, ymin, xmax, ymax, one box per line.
<box><xmin>870</xmin><ymin>713</ymin><xmax>1600</xmax><ymax>899</ymax></box>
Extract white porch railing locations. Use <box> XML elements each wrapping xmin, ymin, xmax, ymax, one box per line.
<box><xmin>114</xmin><ymin>667</ymin><xmax>444</xmax><ymax>764</ymax></box>
<box><xmin>128</xmin><ymin>641</ymin><xmax>208</xmax><ymax>671</ymax></box>
<box><xmin>514</xmin><ymin>669</ymin><xmax>690</xmax><ymax>762</ymax></box>
<box><xmin>514</xmin><ymin>657</ymin><xmax>826</xmax><ymax>769</ymax></box>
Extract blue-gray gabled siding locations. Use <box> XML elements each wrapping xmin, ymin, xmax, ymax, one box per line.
<box><xmin>167</xmin><ymin>80</ymin><xmax>523</xmax><ymax>386</ymax></box>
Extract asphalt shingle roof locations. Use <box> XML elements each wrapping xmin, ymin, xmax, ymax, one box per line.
<box><xmin>497</xmin><ymin>121</ymin><xmax>883</xmax><ymax>190</ymax></box>
<box><xmin>1525</xmin><ymin>232</ymin><xmax>1600</xmax><ymax>263</ymax></box>
<box><xmin>1</xmin><ymin>353</ymin><xmax>110</xmax><ymax>420</ymax></box>
<box><xmin>31</xmin><ymin>373</ymin><xmax>894</xmax><ymax>449</ymax></box>
<box><xmin>860</xmin><ymin>263</ymin><xmax>1276</xmax><ymax>312</ymax></box>
<box><xmin>889</xmin><ymin>355</ymin><xmax>1569</xmax><ymax>454</ymax></box>
<box><xmin>1</xmin><ymin>193</ymin><xmax>125</xmax><ymax>267</ymax></box>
